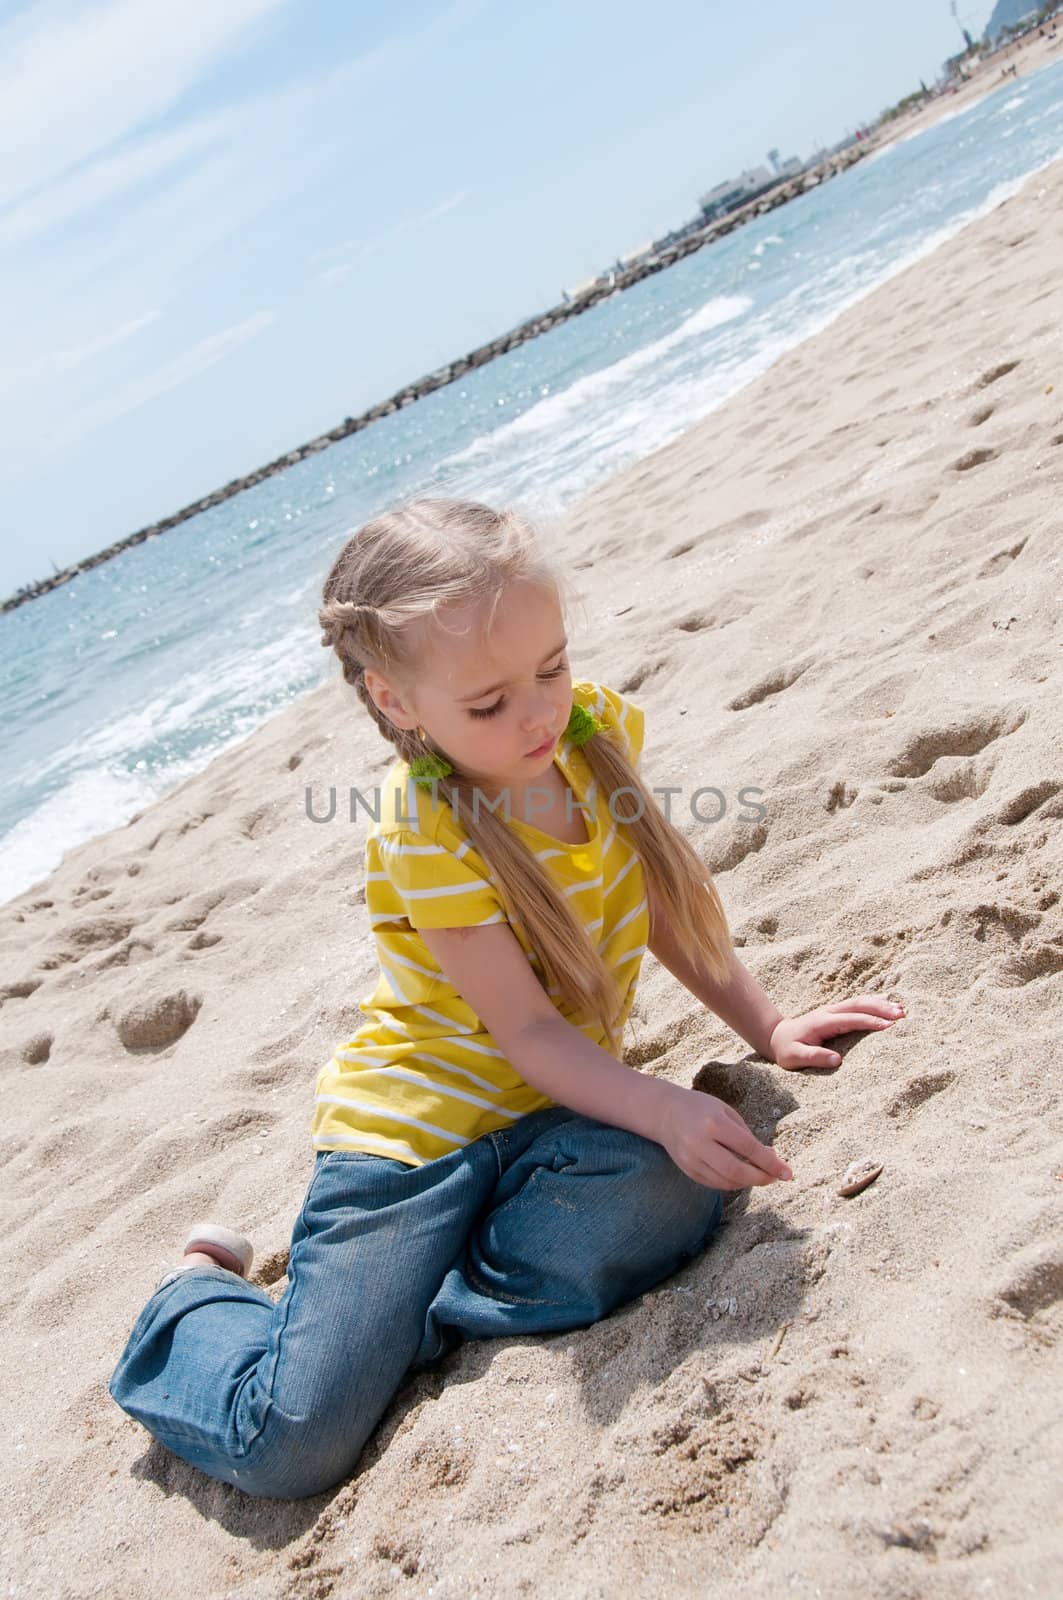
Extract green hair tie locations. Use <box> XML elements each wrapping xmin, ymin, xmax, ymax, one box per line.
<box><xmin>566</xmin><ymin>702</ymin><xmax>605</xmax><ymax>746</ymax></box>
<box><xmin>409</xmin><ymin>702</ymin><xmax>601</xmax><ymax>789</ymax></box>
<box><xmin>409</xmin><ymin>751</ymin><xmax>454</xmax><ymax>790</ymax></box>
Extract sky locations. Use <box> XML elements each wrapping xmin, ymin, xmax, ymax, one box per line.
<box><xmin>0</xmin><ymin>0</ymin><xmax>995</xmax><ymax>595</ymax></box>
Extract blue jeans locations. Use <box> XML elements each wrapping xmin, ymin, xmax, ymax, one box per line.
<box><xmin>109</xmin><ymin>1106</ymin><xmax>724</xmax><ymax>1500</ymax></box>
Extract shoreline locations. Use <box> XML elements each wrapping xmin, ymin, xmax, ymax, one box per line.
<box><xmin>4</xmin><ymin>26</ymin><xmax>1059</xmax><ymax>616</ymax></box>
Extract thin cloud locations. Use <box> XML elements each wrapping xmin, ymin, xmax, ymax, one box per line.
<box><xmin>0</xmin><ymin>0</ymin><xmax>292</xmax><ymax>211</ymax></box>
<box><xmin>50</xmin><ymin>312</ymin><xmax>162</xmax><ymax>373</ymax></box>
<box><xmin>49</xmin><ymin>309</ymin><xmax>278</xmax><ymax>449</ymax></box>
<box><xmin>0</xmin><ymin>310</ymin><xmax>161</xmax><ymax>394</ymax></box>
<box><xmin>316</xmin><ymin>189</ymin><xmax>470</xmax><ymax>284</ymax></box>
<box><xmin>0</xmin><ymin>114</ymin><xmax>231</xmax><ymax>249</ymax></box>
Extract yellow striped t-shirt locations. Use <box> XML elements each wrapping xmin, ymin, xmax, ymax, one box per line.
<box><xmin>312</xmin><ymin>679</ymin><xmax>649</xmax><ymax>1166</ymax></box>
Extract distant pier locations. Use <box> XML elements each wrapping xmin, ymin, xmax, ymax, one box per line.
<box><xmin>2</xmin><ymin>144</ymin><xmax>869</xmax><ymax>613</ymax></box>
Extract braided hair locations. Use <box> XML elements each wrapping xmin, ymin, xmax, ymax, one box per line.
<box><xmin>319</xmin><ymin>498</ymin><xmax>732</xmax><ymax>1054</ymax></box>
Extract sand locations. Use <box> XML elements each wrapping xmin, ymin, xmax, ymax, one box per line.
<box><xmin>2</xmin><ymin>146</ymin><xmax>1062</xmax><ymax>1600</ymax></box>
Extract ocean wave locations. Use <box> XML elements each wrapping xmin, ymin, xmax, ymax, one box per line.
<box><xmin>442</xmin><ymin>295</ymin><xmax>753</xmax><ymax>460</ymax></box>
<box><xmin>0</xmin><ymin>764</ymin><xmax>163</xmax><ymax>904</ymax></box>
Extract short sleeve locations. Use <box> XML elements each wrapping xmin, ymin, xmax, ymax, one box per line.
<box><xmin>576</xmin><ymin>681</ymin><xmax>645</xmax><ymax>770</ymax></box>
<box><xmin>366</xmin><ymin>828</ymin><xmax>506</xmax><ymax>931</ymax></box>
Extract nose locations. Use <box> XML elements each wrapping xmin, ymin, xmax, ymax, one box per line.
<box><xmin>521</xmin><ymin>689</ymin><xmax>558</xmax><ymax>735</ymax></box>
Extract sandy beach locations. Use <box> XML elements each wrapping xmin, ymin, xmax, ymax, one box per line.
<box><xmin>2</xmin><ymin>142</ymin><xmax>1062</xmax><ymax>1599</ymax></box>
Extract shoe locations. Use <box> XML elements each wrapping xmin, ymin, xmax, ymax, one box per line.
<box><xmin>155</xmin><ymin>1223</ymin><xmax>255</xmax><ymax>1291</ymax></box>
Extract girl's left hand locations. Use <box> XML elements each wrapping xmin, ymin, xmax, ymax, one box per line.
<box><xmin>769</xmin><ymin>995</ymin><xmax>906</xmax><ymax>1071</ymax></box>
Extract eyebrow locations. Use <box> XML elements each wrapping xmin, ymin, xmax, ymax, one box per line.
<box><xmin>457</xmin><ymin>639</ymin><xmax>569</xmax><ymax>702</ymax></box>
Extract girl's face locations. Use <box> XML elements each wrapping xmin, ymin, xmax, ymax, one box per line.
<box><xmin>374</xmin><ymin>579</ymin><xmax>573</xmax><ymax>790</ymax></box>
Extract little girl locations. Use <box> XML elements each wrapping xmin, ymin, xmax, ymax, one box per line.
<box><xmin>109</xmin><ymin>497</ymin><xmax>904</xmax><ymax>1500</ymax></box>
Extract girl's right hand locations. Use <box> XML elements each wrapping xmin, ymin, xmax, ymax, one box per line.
<box><xmin>660</xmin><ymin>1088</ymin><xmax>793</xmax><ymax>1191</ymax></box>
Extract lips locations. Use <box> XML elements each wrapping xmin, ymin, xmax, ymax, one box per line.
<box><xmin>526</xmin><ymin>733</ymin><xmax>556</xmax><ymax>757</ymax></box>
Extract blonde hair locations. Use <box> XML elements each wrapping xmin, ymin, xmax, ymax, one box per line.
<box><xmin>319</xmin><ymin>497</ymin><xmax>732</xmax><ymax>1056</ymax></box>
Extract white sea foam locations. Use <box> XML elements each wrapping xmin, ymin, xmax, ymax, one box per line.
<box><xmin>0</xmin><ymin>765</ymin><xmax>165</xmax><ymax>904</ymax></box>
<box><xmin>442</xmin><ymin>295</ymin><xmax>752</xmax><ymax>461</ymax></box>
<box><xmin>436</xmin><ymin>157</ymin><xmax>1057</xmax><ymax>526</ymax></box>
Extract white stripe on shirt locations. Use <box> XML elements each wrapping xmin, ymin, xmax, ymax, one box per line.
<box><xmin>315</xmin><ymin>1093</ymin><xmax>470</xmax><ymax>1146</ymax></box>
<box><xmin>600</xmin><ymin>897</ymin><xmax>648</xmax><ymax>946</ymax></box>
<box><xmin>365</xmin><ymin>1065</ymin><xmax>523</xmax><ymax>1116</ymax></box>
<box><xmin>314</xmin><ymin>1129</ymin><xmax>427</xmax><ymax>1162</ymax></box>
<box><xmin>367</xmin><ymin>874</ymin><xmax>488</xmax><ymax>901</ymax></box>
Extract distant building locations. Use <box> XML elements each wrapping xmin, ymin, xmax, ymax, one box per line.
<box><xmin>698</xmin><ymin>164</ymin><xmax>774</xmax><ymax>220</ymax></box>
<box><xmin>617</xmin><ymin>240</ymin><xmax>655</xmax><ymax>269</ymax></box>
<box><xmin>561</xmin><ymin>270</ymin><xmax>616</xmax><ymax>304</ymax></box>
<box><xmin>698</xmin><ymin>155</ymin><xmax>803</xmax><ymax>222</ymax></box>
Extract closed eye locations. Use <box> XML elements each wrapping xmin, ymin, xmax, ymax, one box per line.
<box><xmin>468</xmin><ymin>663</ymin><xmax>567</xmax><ymax>720</ymax></box>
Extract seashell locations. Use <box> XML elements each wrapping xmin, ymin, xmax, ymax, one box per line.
<box><xmin>837</xmin><ymin>1159</ymin><xmax>883</xmax><ymax>1197</ymax></box>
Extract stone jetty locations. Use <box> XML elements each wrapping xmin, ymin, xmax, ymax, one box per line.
<box><xmin>2</xmin><ymin>144</ymin><xmax>869</xmax><ymax>613</ymax></box>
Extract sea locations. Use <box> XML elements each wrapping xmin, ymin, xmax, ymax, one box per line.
<box><xmin>3</xmin><ymin>59</ymin><xmax>1062</xmax><ymax>905</ymax></box>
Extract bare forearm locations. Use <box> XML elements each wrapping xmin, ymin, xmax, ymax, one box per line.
<box><xmin>650</xmin><ymin>929</ymin><xmax>783</xmax><ymax>1060</ymax></box>
<box><xmin>507</xmin><ymin>1015</ymin><xmax>686</xmax><ymax>1143</ymax></box>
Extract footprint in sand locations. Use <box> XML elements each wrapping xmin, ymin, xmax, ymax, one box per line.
<box><xmin>923</xmin><ymin>758</ymin><xmax>995</xmax><ymax>804</ymax></box>
<box><xmin>886</xmin><ymin>708</ymin><xmax>1025</xmax><ymax>779</ymax></box>
<box><xmin>991</xmin><ymin>1242</ymin><xmax>1063</xmax><ymax>1343</ymax></box>
<box><xmin>0</xmin><ymin>977</ymin><xmax>42</xmax><ymax>1006</ymax></box>
<box><xmin>238</xmin><ymin>805</ymin><xmax>281</xmax><ymax>841</ymax></box>
<box><xmin>619</xmin><ymin>659</ymin><xmax>670</xmax><ymax>695</ymax></box>
<box><xmin>36</xmin><ymin>916</ymin><xmax>135</xmax><ymax>971</ymax></box>
<box><xmin>994</xmin><ymin>942</ymin><xmax>1063</xmax><ymax>988</ymax></box>
<box><xmin>825</xmin><ymin>781</ymin><xmax>858</xmax><ymax>813</ymax></box>
<box><xmin>705</xmin><ymin>822</ymin><xmax>769</xmax><ymax>875</ymax></box>
<box><xmin>977</xmin><ymin>360</ymin><xmax>1020</xmax><ymax>388</ymax></box>
<box><xmin>966</xmin><ymin>902</ymin><xmax>1041</xmax><ymax>944</ymax></box>
<box><xmin>90</xmin><ymin>936</ymin><xmax>155</xmax><ymax>974</ymax></box>
<box><xmin>20</xmin><ymin>1031</ymin><xmax>52</xmax><ymax>1065</ymax></box>
<box><xmin>996</xmin><ymin>781</ymin><xmax>1062</xmax><ymax>826</ymax></box>
<box><xmin>953</xmin><ymin>446</ymin><xmax>998</xmax><ymax>472</ymax></box>
<box><xmin>884</xmin><ymin>1071</ymin><xmax>956</xmax><ymax>1119</ymax></box>
<box><xmin>71</xmin><ymin>883</ymin><xmax>112</xmax><ymax>907</ymax></box>
<box><xmin>674</xmin><ymin>611</ymin><xmax>716</xmax><ymax>634</ymax></box>
<box><xmin>728</xmin><ymin>658</ymin><xmax>814</xmax><ymax>713</ymax></box>
<box><xmin>978</xmin><ymin>537</ymin><xmax>1027</xmax><ymax>577</ymax></box>
<box><xmin>160</xmin><ymin>890</ymin><xmax>226</xmax><ymax>933</ymax></box>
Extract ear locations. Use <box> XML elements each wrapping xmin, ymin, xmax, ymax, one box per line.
<box><xmin>363</xmin><ymin>668</ymin><xmax>419</xmax><ymax>732</ymax></box>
